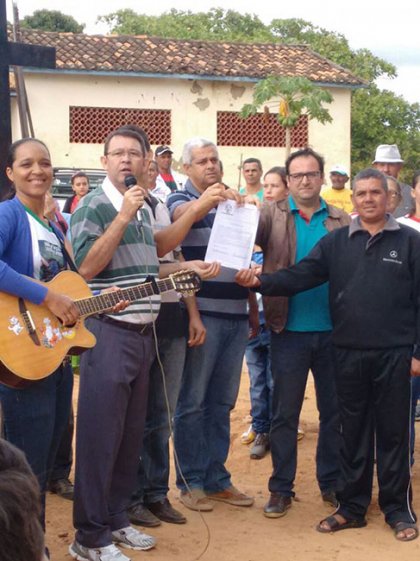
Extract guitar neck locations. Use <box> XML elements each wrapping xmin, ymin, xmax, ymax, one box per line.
<box><xmin>75</xmin><ymin>277</ymin><xmax>174</xmax><ymax>317</ymax></box>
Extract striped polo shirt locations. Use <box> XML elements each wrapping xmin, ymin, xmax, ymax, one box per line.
<box><xmin>167</xmin><ymin>180</ymin><xmax>248</xmax><ymax>319</ymax></box>
<box><xmin>71</xmin><ymin>179</ymin><xmax>160</xmax><ymax>324</ymax></box>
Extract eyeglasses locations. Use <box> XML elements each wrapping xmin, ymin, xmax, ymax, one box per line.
<box><xmin>106</xmin><ymin>149</ymin><xmax>143</xmax><ymax>159</ymax></box>
<box><xmin>288</xmin><ymin>171</ymin><xmax>321</xmax><ymax>182</ymax></box>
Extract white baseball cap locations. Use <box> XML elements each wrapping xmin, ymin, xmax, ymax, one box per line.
<box><xmin>330</xmin><ymin>164</ymin><xmax>349</xmax><ymax>176</ymax></box>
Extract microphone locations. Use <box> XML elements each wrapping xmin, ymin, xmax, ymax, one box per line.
<box><xmin>124</xmin><ymin>175</ymin><xmax>143</xmax><ymax>229</ymax></box>
<box><xmin>124</xmin><ymin>175</ymin><xmax>137</xmax><ymax>189</ymax></box>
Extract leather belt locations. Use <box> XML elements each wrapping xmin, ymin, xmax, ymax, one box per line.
<box><xmin>95</xmin><ymin>315</ymin><xmax>153</xmax><ymax>335</ymax></box>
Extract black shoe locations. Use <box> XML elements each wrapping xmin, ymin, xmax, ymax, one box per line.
<box><xmin>127</xmin><ymin>503</ymin><xmax>161</xmax><ymax>527</ymax></box>
<box><xmin>250</xmin><ymin>433</ymin><xmax>270</xmax><ymax>460</ymax></box>
<box><xmin>146</xmin><ymin>498</ymin><xmax>187</xmax><ymax>524</ymax></box>
<box><xmin>321</xmin><ymin>490</ymin><xmax>339</xmax><ymax>508</ymax></box>
<box><xmin>263</xmin><ymin>493</ymin><xmax>292</xmax><ymax>518</ymax></box>
<box><xmin>48</xmin><ymin>478</ymin><xmax>74</xmax><ymax>501</ymax></box>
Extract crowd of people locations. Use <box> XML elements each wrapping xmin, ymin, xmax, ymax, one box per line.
<box><xmin>0</xmin><ymin>132</ymin><xmax>419</xmax><ymax>561</ymax></box>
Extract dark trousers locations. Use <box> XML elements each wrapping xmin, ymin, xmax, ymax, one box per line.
<box><xmin>50</xmin><ymin>403</ymin><xmax>74</xmax><ymax>481</ymax></box>
<box><xmin>73</xmin><ymin>318</ymin><xmax>155</xmax><ymax>548</ymax></box>
<box><xmin>334</xmin><ymin>346</ymin><xmax>416</xmax><ymax>525</ymax></box>
<box><xmin>269</xmin><ymin>330</ymin><xmax>340</xmax><ymax>496</ymax></box>
<box><xmin>132</xmin><ymin>334</ymin><xmax>187</xmax><ymax>504</ymax></box>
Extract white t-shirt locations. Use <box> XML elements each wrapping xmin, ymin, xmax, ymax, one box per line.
<box><xmin>144</xmin><ymin>197</ymin><xmax>181</xmax><ymax>304</ymax></box>
<box><xmin>26</xmin><ymin>210</ymin><xmax>65</xmax><ymax>281</ymax></box>
<box><xmin>397</xmin><ymin>215</ymin><xmax>420</xmax><ymax>233</ymax></box>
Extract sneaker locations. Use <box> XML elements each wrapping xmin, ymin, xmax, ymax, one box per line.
<box><xmin>250</xmin><ymin>433</ymin><xmax>270</xmax><ymax>459</ymax></box>
<box><xmin>49</xmin><ymin>477</ymin><xmax>74</xmax><ymax>500</ymax></box>
<box><xmin>69</xmin><ymin>541</ymin><xmax>131</xmax><ymax>561</ymax></box>
<box><xmin>180</xmin><ymin>488</ymin><xmax>214</xmax><ymax>511</ymax></box>
<box><xmin>206</xmin><ymin>485</ymin><xmax>254</xmax><ymax>507</ymax></box>
<box><xmin>241</xmin><ymin>425</ymin><xmax>256</xmax><ymax>445</ymax></box>
<box><xmin>297</xmin><ymin>426</ymin><xmax>305</xmax><ymax>441</ymax></box>
<box><xmin>111</xmin><ymin>526</ymin><xmax>156</xmax><ymax>551</ymax></box>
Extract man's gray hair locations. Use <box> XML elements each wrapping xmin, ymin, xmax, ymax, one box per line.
<box><xmin>182</xmin><ymin>137</ymin><xmax>218</xmax><ymax>165</ymax></box>
<box><xmin>352</xmin><ymin>168</ymin><xmax>388</xmax><ymax>192</ymax></box>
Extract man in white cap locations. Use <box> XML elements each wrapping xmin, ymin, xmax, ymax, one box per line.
<box><xmin>152</xmin><ymin>145</ymin><xmax>187</xmax><ymax>202</ymax></box>
<box><xmin>372</xmin><ymin>144</ymin><xmax>411</xmax><ymax>218</ymax></box>
<box><xmin>322</xmin><ymin>165</ymin><xmax>352</xmax><ymax>213</ymax></box>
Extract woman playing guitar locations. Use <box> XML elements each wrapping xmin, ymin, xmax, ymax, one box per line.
<box><xmin>0</xmin><ymin>138</ymin><xmax>81</xmax><ymax>556</ymax></box>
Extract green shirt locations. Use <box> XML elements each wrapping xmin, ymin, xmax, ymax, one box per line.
<box><xmin>239</xmin><ymin>186</ymin><xmax>264</xmax><ymax>202</ymax></box>
<box><xmin>71</xmin><ymin>182</ymin><xmax>160</xmax><ymax>323</ymax></box>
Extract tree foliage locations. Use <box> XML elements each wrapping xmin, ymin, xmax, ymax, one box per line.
<box><xmin>21</xmin><ymin>9</ymin><xmax>85</xmax><ymax>33</ymax></box>
<box><xmin>98</xmin><ymin>9</ymin><xmax>419</xmax><ymax>178</ymax></box>
<box><xmin>98</xmin><ymin>8</ymin><xmax>272</xmax><ymax>42</ymax></box>
<box><xmin>351</xmin><ymin>86</ymin><xmax>420</xmax><ymax>182</ymax></box>
<box><xmin>241</xmin><ymin>76</ymin><xmax>333</xmax><ymax>156</ymax></box>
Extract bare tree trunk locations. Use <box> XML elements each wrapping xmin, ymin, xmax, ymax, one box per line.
<box><xmin>285</xmin><ymin>127</ymin><xmax>291</xmax><ymax>158</ymax></box>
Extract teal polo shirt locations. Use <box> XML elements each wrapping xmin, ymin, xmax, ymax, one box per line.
<box><xmin>239</xmin><ymin>187</ymin><xmax>264</xmax><ymax>202</ymax></box>
<box><xmin>286</xmin><ymin>196</ymin><xmax>332</xmax><ymax>332</ymax></box>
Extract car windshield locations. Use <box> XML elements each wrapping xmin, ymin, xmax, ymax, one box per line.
<box><xmin>52</xmin><ymin>168</ymin><xmax>106</xmax><ymax>210</ymax></box>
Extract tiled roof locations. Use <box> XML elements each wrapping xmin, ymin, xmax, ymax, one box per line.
<box><xmin>15</xmin><ymin>28</ymin><xmax>365</xmax><ymax>87</ymax></box>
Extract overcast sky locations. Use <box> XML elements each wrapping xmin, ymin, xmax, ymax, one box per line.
<box><xmin>9</xmin><ymin>0</ymin><xmax>420</xmax><ymax>104</ymax></box>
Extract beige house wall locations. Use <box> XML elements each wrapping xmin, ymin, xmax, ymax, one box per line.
<box><xmin>13</xmin><ymin>72</ymin><xmax>352</xmax><ymax>187</ymax></box>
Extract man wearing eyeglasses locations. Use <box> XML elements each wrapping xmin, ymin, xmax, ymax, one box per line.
<box><xmin>69</xmin><ymin>127</ymin><xmax>160</xmax><ymax>560</ymax></box>
<box><xmin>254</xmin><ymin>148</ymin><xmax>350</xmax><ymax>518</ymax></box>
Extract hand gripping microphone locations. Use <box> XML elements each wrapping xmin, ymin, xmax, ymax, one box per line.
<box><xmin>124</xmin><ymin>175</ymin><xmax>143</xmax><ymax>229</ymax></box>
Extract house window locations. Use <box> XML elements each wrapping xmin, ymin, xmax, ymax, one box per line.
<box><xmin>69</xmin><ymin>107</ymin><xmax>171</xmax><ymax>144</ymax></box>
<box><xmin>217</xmin><ymin>111</ymin><xmax>308</xmax><ymax>147</ymax></box>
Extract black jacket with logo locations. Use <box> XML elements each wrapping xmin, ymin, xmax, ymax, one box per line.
<box><xmin>258</xmin><ymin>217</ymin><xmax>420</xmax><ymax>354</ymax></box>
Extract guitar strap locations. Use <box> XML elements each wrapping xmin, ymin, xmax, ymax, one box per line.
<box><xmin>50</xmin><ymin>223</ymin><xmax>78</xmax><ymax>273</ymax></box>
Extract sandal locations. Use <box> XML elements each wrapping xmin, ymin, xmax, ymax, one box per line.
<box><xmin>391</xmin><ymin>521</ymin><xmax>419</xmax><ymax>542</ymax></box>
<box><xmin>317</xmin><ymin>514</ymin><xmax>367</xmax><ymax>533</ymax></box>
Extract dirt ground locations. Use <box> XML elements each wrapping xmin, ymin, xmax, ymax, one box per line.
<box><xmin>47</xmin><ymin>368</ymin><xmax>420</xmax><ymax>561</ymax></box>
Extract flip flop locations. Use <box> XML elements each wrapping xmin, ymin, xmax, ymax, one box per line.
<box><xmin>316</xmin><ymin>514</ymin><xmax>367</xmax><ymax>533</ymax></box>
<box><xmin>391</xmin><ymin>521</ymin><xmax>419</xmax><ymax>542</ymax></box>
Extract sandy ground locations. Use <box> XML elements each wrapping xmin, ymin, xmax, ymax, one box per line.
<box><xmin>47</xmin><ymin>368</ymin><xmax>420</xmax><ymax>561</ymax></box>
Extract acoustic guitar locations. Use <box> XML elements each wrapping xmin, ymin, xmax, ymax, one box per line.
<box><xmin>0</xmin><ymin>269</ymin><xmax>201</xmax><ymax>387</ymax></box>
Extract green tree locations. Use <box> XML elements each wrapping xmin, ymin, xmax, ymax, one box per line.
<box><xmin>98</xmin><ymin>8</ymin><xmax>272</xmax><ymax>42</ymax></box>
<box><xmin>269</xmin><ymin>19</ymin><xmax>396</xmax><ymax>82</ymax></box>
<box><xmin>351</xmin><ymin>86</ymin><xmax>420</xmax><ymax>183</ymax></box>
<box><xmin>21</xmin><ymin>9</ymin><xmax>85</xmax><ymax>33</ymax></box>
<box><xmin>266</xmin><ymin>19</ymin><xmax>420</xmax><ymax>177</ymax></box>
<box><xmin>241</xmin><ymin>76</ymin><xmax>333</xmax><ymax>157</ymax></box>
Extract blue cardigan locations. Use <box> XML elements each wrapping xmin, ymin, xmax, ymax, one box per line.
<box><xmin>0</xmin><ymin>197</ymin><xmax>58</xmax><ymax>303</ymax></box>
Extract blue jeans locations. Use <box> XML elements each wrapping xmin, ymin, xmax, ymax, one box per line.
<box><xmin>133</xmin><ymin>335</ymin><xmax>187</xmax><ymax>503</ymax></box>
<box><xmin>269</xmin><ymin>330</ymin><xmax>340</xmax><ymax>496</ymax></box>
<box><xmin>245</xmin><ymin>325</ymin><xmax>272</xmax><ymax>434</ymax></box>
<box><xmin>174</xmin><ymin>315</ymin><xmax>248</xmax><ymax>493</ymax></box>
<box><xmin>0</xmin><ymin>363</ymin><xmax>73</xmax><ymax>527</ymax></box>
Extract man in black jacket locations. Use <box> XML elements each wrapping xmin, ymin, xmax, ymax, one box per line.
<box><xmin>236</xmin><ymin>168</ymin><xmax>420</xmax><ymax>541</ymax></box>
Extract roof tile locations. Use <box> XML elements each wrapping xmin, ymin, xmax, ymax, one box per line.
<box><xmin>12</xmin><ymin>29</ymin><xmax>365</xmax><ymax>86</ymax></box>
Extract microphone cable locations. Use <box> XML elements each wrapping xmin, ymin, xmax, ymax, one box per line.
<box><xmin>138</xmin><ymin>207</ymin><xmax>211</xmax><ymax>560</ymax></box>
